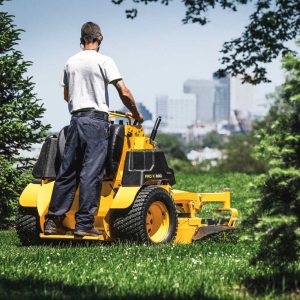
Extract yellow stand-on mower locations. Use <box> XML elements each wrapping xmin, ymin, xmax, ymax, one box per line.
<box><xmin>16</xmin><ymin>112</ymin><xmax>238</xmax><ymax>245</ymax></box>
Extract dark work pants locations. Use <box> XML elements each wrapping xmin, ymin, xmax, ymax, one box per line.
<box><xmin>47</xmin><ymin>114</ymin><xmax>109</xmax><ymax>230</ymax></box>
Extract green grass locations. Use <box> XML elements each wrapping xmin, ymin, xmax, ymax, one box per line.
<box><xmin>0</xmin><ymin>173</ymin><xmax>297</xmax><ymax>299</ymax></box>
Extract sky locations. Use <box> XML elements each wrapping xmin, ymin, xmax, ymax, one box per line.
<box><xmin>2</xmin><ymin>0</ymin><xmax>290</xmax><ymax>131</ymax></box>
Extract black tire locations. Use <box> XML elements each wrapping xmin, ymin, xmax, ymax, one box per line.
<box><xmin>110</xmin><ymin>186</ymin><xmax>178</xmax><ymax>244</ymax></box>
<box><xmin>16</xmin><ymin>206</ymin><xmax>41</xmax><ymax>246</ymax></box>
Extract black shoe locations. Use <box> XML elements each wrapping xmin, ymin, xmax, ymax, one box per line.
<box><xmin>44</xmin><ymin>216</ymin><xmax>69</xmax><ymax>235</ymax></box>
<box><xmin>74</xmin><ymin>227</ymin><xmax>104</xmax><ymax>237</ymax></box>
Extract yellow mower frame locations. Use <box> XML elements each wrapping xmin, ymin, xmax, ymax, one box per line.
<box><xmin>17</xmin><ymin>112</ymin><xmax>238</xmax><ymax>245</ymax></box>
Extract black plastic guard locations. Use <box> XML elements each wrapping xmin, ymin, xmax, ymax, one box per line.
<box><xmin>105</xmin><ymin>125</ymin><xmax>125</xmax><ymax>178</ymax></box>
<box><xmin>32</xmin><ymin>136</ymin><xmax>60</xmax><ymax>179</ymax></box>
<box><xmin>121</xmin><ymin>151</ymin><xmax>176</xmax><ymax>186</ymax></box>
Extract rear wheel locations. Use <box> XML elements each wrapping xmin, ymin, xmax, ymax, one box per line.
<box><xmin>111</xmin><ymin>186</ymin><xmax>178</xmax><ymax>244</ymax></box>
<box><xmin>16</xmin><ymin>206</ymin><xmax>41</xmax><ymax>245</ymax></box>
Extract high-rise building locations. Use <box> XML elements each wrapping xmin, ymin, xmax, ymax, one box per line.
<box><xmin>183</xmin><ymin>80</ymin><xmax>215</xmax><ymax>122</ymax></box>
<box><xmin>156</xmin><ymin>95</ymin><xmax>196</xmax><ymax>134</ymax></box>
<box><xmin>136</xmin><ymin>103</ymin><xmax>152</xmax><ymax>121</ymax></box>
<box><xmin>119</xmin><ymin>102</ymin><xmax>153</xmax><ymax>121</ymax></box>
<box><xmin>230</xmin><ymin>76</ymin><xmax>255</xmax><ymax>119</ymax></box>
<box><xmin>213</xmin><ymin>73</ymin><xmax>230</xmax><ymax>122</ymax></box>
<box><xmin>183</xmin><ymin>74</ymin><xmax>255</xmax><ymax>124</ymax></box>
<box><xmin>156</xmin><ymin>95</ymin><xmax>168</xmax><ymax>127</ymax></box>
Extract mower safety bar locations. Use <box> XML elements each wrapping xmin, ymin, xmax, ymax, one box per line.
<box><xmin>172</xmin><ymin>188</ymin><xmax>238</xmax><ymax>227</ymax></box>
<box><xmin>198</xmin><ymin>189</ymin><xmax>238</xmax><ymax>227</ymax></box>
<box><xmin>199</xmin><ymin>188</ymin><xmax>231</xmax><ymax>208</ymax></box>
<box><xmin>109</xmin><ymin>111</ymin><xmax>133</xmax><ymax>123</ymax></box>
<box><xmin>109</xmin><ymin>111</ymin><xmax>141</xmax><ymax>126</ymax></box>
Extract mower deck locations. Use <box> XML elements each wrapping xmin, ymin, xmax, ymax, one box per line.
<box><xmin>192</xmin><ymin>225</ymin><xmax>234</xmax><ymax>240</ymax></box>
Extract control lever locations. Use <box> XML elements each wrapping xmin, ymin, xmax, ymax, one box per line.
<box><xmin>150</xmin><ymin>116</ymin><xmax>161</xmax><ymax>144</ymax></box>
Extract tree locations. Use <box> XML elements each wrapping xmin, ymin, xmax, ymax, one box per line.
<box><xmin>244</xmin><ymin>45</ymin><xmax>300</xmax><ymax>292</ymax></box>
<box><xmin>0</xmin><ymin>0</ymin><xmax>50</xmax><ymax>224</ymax></box>
<box><xmin>156</xmin><ymin>133</ymin><xmax>188</xmax><ymax>161</ymax></box>
<box><xmin>202</xmin><ymin>130</ymin><xmax>223</xmax><ymax>149</ymax></box>
<box><xmin>216</xmin><ymin>133</ymin><xmax>266</xmax><ymax>173</ymax></box>
<box><xmin>111</xmin><ymin>0</ymin><xmax>300</xmax><ymax>84</ymax></box>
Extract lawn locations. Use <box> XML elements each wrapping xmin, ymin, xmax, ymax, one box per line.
<box><xmin>0</xmin><ymin>173</ymin><xmax>296</xmax><ymax>299</ymax></box>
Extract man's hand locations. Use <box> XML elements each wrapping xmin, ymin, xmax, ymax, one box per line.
<box><xmin>126</xmin><ymin>112</ymin><xmax>144</xmax><ymax>123</ymax></box>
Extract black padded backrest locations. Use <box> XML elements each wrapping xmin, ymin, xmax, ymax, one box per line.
<box><xmin>32</xmin><ymin>126</ymin><xmax>69</xmax><ymax>179</ymax></box>
<box><xmin>32</xmin><ymin>136</ymin><xmax>60</xmax><ymax>179</ymax></box>
<box><xmin>54</xmin><ymin>124</ymin><xmax>125</xmax><ymax>179</ymax></box>
<box><xmin>106</xmin><ymin>125</ymin><xmax>125</xmax><ymax>178</ymax></box>
<box><xmin>57</xmin><ymin>126</ymin><xmax>69</xmax><ymax>162</ymax></box>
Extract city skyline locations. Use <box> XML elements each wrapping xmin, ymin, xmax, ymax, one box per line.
<box><xmin>155</xmin><ymin>71</ymin><xmax>261</xmax><ymax>135</ymax></box>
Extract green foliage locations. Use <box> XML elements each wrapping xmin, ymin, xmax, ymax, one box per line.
<box><xmin>184</xmin><ymin>139</ymin><xmax>202</xmax><ymax>153</ymax></box>
<box><xmin>112</xmin><ymin>0</ymin><xmax>300</xmax><ymax>84</ymax></box>
<box><xmin>157</xmin><ymin>133</ymin><xmax>188</xmax><ymax>161</ymax></box>
<box><xmin>216</xmin><ymin>134</ymin><xmax>267</xmax><ymax>173</ymax></box>
<box><xmin>180</xmin><ymin>131</ymin><xmax>224</xmax><ymax>154</ymax></box>
<box><xmin>244</xmin><ymin>46</ymin><xmax>300</xmax><ymax>290</ymax></box>
<box><xmin>0</xmin><ymin>157</ymin><xmax>32</xmax><ymax>227</ymax></box>
<box><xmin>0</xmin><ymin>0</ymin><xmax>50</xmax><ymax>223</ymax></box>
<box><xmin>168</xmin><ymin>158</ymin><xmax>193</xmax><ymax>173</ymax></box>
<box><xmin>157</xmin><ymin>134</ymin><xmax>196</xmax><ymax>172</ymax></box>
<box><xmin>202</xmin><ymin>130</ymin><xmax>224</xmax><ymax>149</ymax></box>
<box><xmin>157</xmin><ymin>131</ymin><xmax>265</xmax><ymax>174</ymax></box>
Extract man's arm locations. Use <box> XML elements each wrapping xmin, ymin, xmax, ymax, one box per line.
<box><xmin>64</xmin><ymin>87</ymin><xmax>69</xmax><ymax>102</ymax></box>
<box><xmin>113</xmin><ymin>79</ymin><xmax>144</xmax><ymax>123</ymax></box>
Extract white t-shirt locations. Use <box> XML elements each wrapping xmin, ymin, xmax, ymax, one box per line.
<box><xmin>61</xmin><ymin>50</ymin><xmax>122</xmax><ymax>113</ymax></box>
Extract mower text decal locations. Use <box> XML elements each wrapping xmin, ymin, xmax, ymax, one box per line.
<box><xmin>144</xmin><ymin>174</ymin><xmax>163</xmax><ymax>179</ymax></box>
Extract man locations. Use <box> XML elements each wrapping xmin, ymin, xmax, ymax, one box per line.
<box><xmin>44</xmin><ymin>22</ymin><xmax>143</xmax><ymax>237</ymax></box>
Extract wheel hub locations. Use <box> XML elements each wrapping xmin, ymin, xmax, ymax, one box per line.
<box><xmin>146</xmin><ymin>201</ymin><xmax>170</xmax><ymax>243</ymax></box>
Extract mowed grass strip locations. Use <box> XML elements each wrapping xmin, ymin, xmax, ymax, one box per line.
<box><xmin>0</xmin><ymin>173</ymin><xmax>288</xmax><ymax>300</ymax></box>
